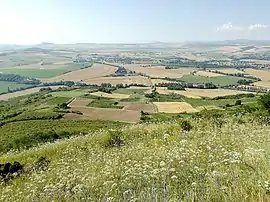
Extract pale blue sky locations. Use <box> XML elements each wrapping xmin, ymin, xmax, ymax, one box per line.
<box><xmin>0</xmin><ymin>0</ymin><xmax>269</xmax><ymax>44</ymax></box>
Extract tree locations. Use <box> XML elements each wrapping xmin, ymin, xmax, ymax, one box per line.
<box><xmin>259</xmin><ymin>94</ymin><xmax>270</xmax><ymax>112</ymax></box>
<box><xmin>235</xmin><ymin>100</ymin><xmax>242</xmax><ymax>106</ymax></box>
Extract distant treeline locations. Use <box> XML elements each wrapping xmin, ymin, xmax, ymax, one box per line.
<box><xmin>155</xmin><ymin>82</ymin><xmax>217</xmax><ymax>90</ymax></box>
<box><xmin>0</xmin><ymin>74</ymin><xmax>41</xmax><ymax>85</ymax></box>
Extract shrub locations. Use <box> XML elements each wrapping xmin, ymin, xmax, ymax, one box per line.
<box><xmin>235</xmin><ymin>99</ymin><xmax>242</xmax><ymax>106</ymax></box>
<box><xmin>259</xmin><ymin>94</ymin><xmax>270</xmax><ymax>112</ymax></box>
<box><xmin>104</xmin><ymin>130</ymin><xmax>125</xmax><ymax>148</ymax></box>
<box><xmin>180</xmin><ymin>120</ymin><xmax>192</xmax><ymax>131</ymax></box>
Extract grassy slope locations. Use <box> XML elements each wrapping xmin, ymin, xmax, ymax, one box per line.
<box><xmin>0</xmin><ymin>119</ymin><xmax>269</xmax><ymax>201</ymax></box>
<box><xmin>0</xmin><ymin>81</ymin><xmax>31</xmax><ymax>93</ymax></box>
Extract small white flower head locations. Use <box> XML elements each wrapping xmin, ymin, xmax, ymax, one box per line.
<box><xmin>191</xmin><ymin>182</ymin><xmax>197</xmax><ymax>187</ymax></box>
<box><xmin>171</xmin><ymin>175</ymin><xmax>178</xmax><ymax>180</ymax></box>
<box><xmin>159</xmin><ymin>161</ymin><xmax>166</xmax><ymax>167</ymax></box>
<box><xmin>163</xmin><ymin>133</ymin><xmax>169</xmax><ymax>140</ymax></box>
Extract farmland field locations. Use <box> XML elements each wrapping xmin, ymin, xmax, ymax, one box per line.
<box><xmin>43</xmin><ymin>64</ymin><xmax>117</xmax><ymax>82</ymax></box>
<box><xmin>179</xmin><ymin>75</ymin><xmax>245</xmax><ymax>86</ymax></box>
<box><xmin>0</xmin><ymin>68</ymin><xmax>68</xmax><ymax>78</ymax></box>
<box><xmin>90</xmin><ymin>91</ymin><xmax>130</xmax><ymax>99</ymax></box>
<box><xmin>244</xmin><ymin>68</ymin><xmax>270</xmax><ymax>81</ymax></box>
<box><xmin>254</xmin><ymin>81</ymin><xmax>270</xmax><ymax>88</ymax></box>
<box><xmin>0</xmin><ymin>86</ymin><xmax>64</xmax><ymax>101</ymax></box>
<box><xmin>68</xmin><ymin>98</ymin><xmax>92</xmax><ymax>107</ymax></box>
<box><xmin>153</xmin><ymin>102</ymin><xmax>198</xmax><ymax>113</ymax></box>
<box><xmin>87</xmin><ymin>76</ymin><xmax>152</xmax><ymax>86</ymax></box>
<box><xmin>151</xmin><ymin>78</ymin><xmax>177</xmax><ymax>85</ymax></box>
<box><xmin>214</xmin><ymin>68</ymin><xmax>245</xmax><ymax>74</ymax></box>
<box><xmin>119</xmin><ymin>102</ymin><xmax>157</xmax><ymax>112</ymax></box>
<box><xmin>194</xmin><ymin>70</ymin><xmax>224</xmax><ymax>77</ymax></box>
<box><xmin>50</xmin><ymin>90</ymin><xmax>90</xmax><ymax>98</ymax></box>
<box><xmin>125</xmin><ymin>64</ymin><xmax>195</xmax><ymax>78</ymax></box>
<box><xmin>68</xmin><ymin>106</ymin><xmax>141</xmax><ymax>123</ymax></box>
<box><xmin>156</xmin><ymin>87</ymin><xmax>253</xmax><ymax>98</ymax></box>
<box><xmin>0</xmin><ymin>81</ymin><xmax>31</xmax><ymax>93</ymax></box>
<box><xmin>114</xmin><ymin>87</ymin><xmax>150</xmax><ymax>95</ymax></box>
<box><xmin>46</xmin><ymin>97</ymin><xmax>72</xmax><ymax>105</ymax></box>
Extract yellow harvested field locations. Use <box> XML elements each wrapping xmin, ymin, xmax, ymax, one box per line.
<box><xmin>244</xmin><ymin>68</ymin><xmax>270</xmax><ymax>81</ymax></box>
<box><xmin>42</xmin><ymin>64</ymin><xmax>117</xmax><ymax>82</ymax></box>
<box><xmin>68</xmin><ymin>107</ymin><xmax>141</xmax><ymax>123</ymax></box>
<box><xmin>153</xmin><ymin>102</ymin><xmax>198</xmax><ymax>113</ymax></box>
<box><xmin>220</xmin><ymin>46</ymin><xmax>242</xmax><ymax>53</ymax></box>
<box><xmin>151</xmin><ymin>79</ymin><xmax>177</xmax><ymax>85</ymax></box>
<box><xmin>156</xmin><ymin>87</ymin><xmax>252</xmax><ymax>98</ymax></box>
<box><xmin>68</xmin><ymin>98</ymin><xmax>92</xmax><ymax>107</ymax></box>
<box><xmin>194</xmin><ymin>71</ymin><xmax>223</xmax><ymax>77</ymax></box>
<box><xmin>119</xmin><ymin>102</ymin><xmax>157</xmax><ymax>112</ymax></box>
<box><xmin>90</xmin><ymin>91</ymin><xmax>130</xmax><ymax>99</ymax></box>
<box><xmin>216</xmin><ymin>68</ymin><xmax>245</xmax><ymax>74</ymax></box>
<box><xmin>254</xmin><ymin>81</ymin><xmax>270</xmax><ymax>88</ymax></box>
<box><xmin>125</xmin><ymin>64</ymin><xmax>195</xmax><ymax>78</ymax></box>
<box><xmin>87</xmin><ymin>76</ymin><xmax>152</xmax><ymax>86</ymax></box>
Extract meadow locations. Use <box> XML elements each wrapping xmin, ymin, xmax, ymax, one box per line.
<box><xmin>0</xmin><ymin>118</ymin><xmax>269</xmax><ymax>201</ymax></box>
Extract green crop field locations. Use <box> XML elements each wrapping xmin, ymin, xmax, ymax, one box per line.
<box><xmin>50</xmin><ymin>90</ymin><xmax>89</xmax><ymax>98</ymax></box>
<box><xmin>45</xmin><ymin>97</ymin><xmax>72</xmax><ymax>105</ymax></box>
<box><xmin>114</xmin><ymin>88</ymin><xmax>148</xmax><ymax>95</ymax></box>
<box><xmin>0</xmin><ymin>81</ymin><xmax>31</xmax><ymax>93</ymax></box>
<box><xmin>179</xmin><ymin>75</ymin><xmax>249</xmax><ymax>86</ymax></box>
<box><xmin>0</xmin><ymin>69</ymin><xmax>68</xmax><ymax>78</ymax></box>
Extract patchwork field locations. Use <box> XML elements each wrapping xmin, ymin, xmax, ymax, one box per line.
<box><xmin>0</xmin><ymin>86</ymin><xmax>64</xmax><ymax>101</ymax></box>
<box><xmin>68</xmin><ymin>98</ymin><xmax>92</xmax><ymax>107</ymax></box>
<box><xmin>42</xmin><ymin>64</ymin><xmax>117</xmax><ymax>82</ymax></box>
<box><xmin>156</xmin><ymin>87</ymin><xmax>253</xmax><ymax>98</ymax></box>
<box><xmin>214</xmin><ymin>68</ymin><xmax>245</xmax><ymax>74</ymax></box>
<box><xmin>66</xmin><ymin>107</ymin><xmax>141</xmax><ymax>123</ymax></box>
<box><xmin>179</xmin><ymin>75</ymin><xmax>244</xmax><ymax>86</ymax></box>
<box><xmin>119</xmin><ymin>102</ymin><xmax>157</xmax><ymax>112</ymax></box>
<box><xmin>194</xmin><ymin>70</ymin><xmax>224</xmax><ymax>77</ymax></box>
<box><xmin>151</xmin><ymin>79</ymin><xmax>177</xmax><ymax>85</ymax></box>
<box><xmin>90</xmin><ymin>91</ymin><xmax>130</xmax><ymax>99</ymax></box>
<box><xmin>153</xmin><ymin>102</ymin><xmax>198</xmax><ymax>113</ymax></box>
<box><xmin>125</xmin><ymin>64</ymin><xmax>195</xmax><ymax>78</ymax></box>
<box><xmin>0</xmin><ymin>81</ymin><xmax>31</xmax><ymax>93</ymax></box>
<box><xmin>87</xmin><ymin>76</ymin><xmax>152</xmax><ymax>86</ymax></box>
<box><xmin>254</xmin><ymin>81</ymin><xmax>270</xmax><ymax>88</ymax></box>
<box><xmin>245</xmin><ymin>68</ymin><xmax>270</xmax><ymax>81</ymax></box>
<box><xmin>0</xmin><ymin>68</ymin><xmax>68</xmax><ymax>78</ymax></box>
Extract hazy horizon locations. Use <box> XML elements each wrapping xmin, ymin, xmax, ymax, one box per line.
<box><xmin>1</xmin><ymin>0</ymin><xmax>269</xmax><ymax>45</ymax></box>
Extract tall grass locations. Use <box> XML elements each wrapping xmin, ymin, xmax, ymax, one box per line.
<box><xmin>0</xmin><ymin>119</ymin><xmax>270</xmax><ymax>201</ymax></box>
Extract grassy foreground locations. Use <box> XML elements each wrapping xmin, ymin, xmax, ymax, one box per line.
<box><xmin>0</xmin><ymin>118</ymin><xmax>270</xmax><ymax>201</ymax></box>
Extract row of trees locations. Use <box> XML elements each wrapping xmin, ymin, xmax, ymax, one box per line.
<box><xmin>155</xmin><ymin>82</ymin><xmax>217</xmax><ymax>90</ymax></box>
<box><xmin>0</xmin><ymin>74</ymin><xmax>41</xmax><ymax>85</ymax></box>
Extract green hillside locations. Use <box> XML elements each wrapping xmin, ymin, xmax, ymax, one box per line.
<box><xmin>0</xmin><ymin>117</ymin><xmax>270</xmax><ymax>201</ymax></box>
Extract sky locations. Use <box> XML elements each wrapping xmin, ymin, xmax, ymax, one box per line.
<box><xmin>0</xmin><ymin>0</ymin><xmax>269</xmax><ymax>44</ymax></box>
